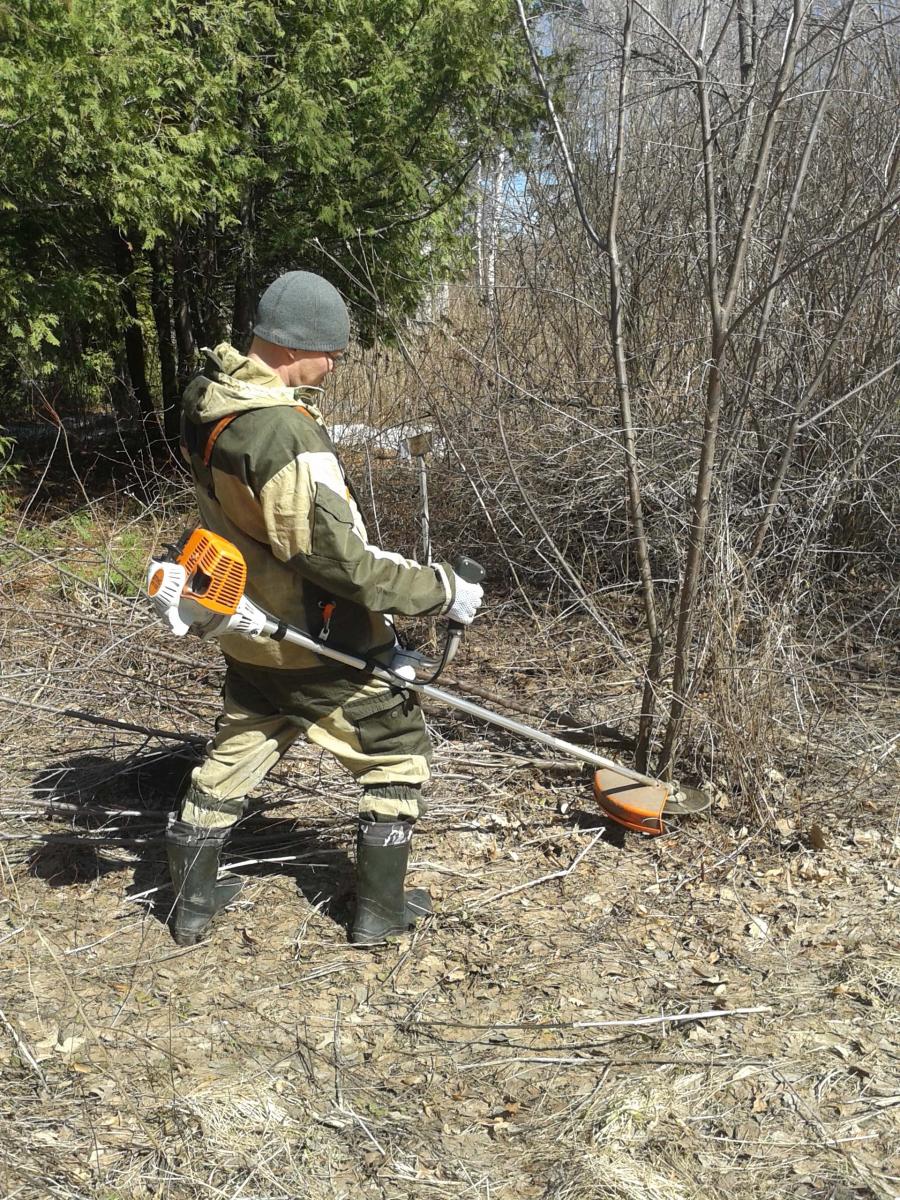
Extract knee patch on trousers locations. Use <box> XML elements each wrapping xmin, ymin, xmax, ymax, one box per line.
<box><xmin>180</xmin><ymin>784</ymin><xmax>245</xmax><ymax>830</ymax></box>
<box><xmin>362</xmin><ymin>783</ymin><xmax>423</xmax><ymax>822</ymax></box>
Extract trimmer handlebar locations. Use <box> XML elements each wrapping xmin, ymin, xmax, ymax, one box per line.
<box><xmin>451</xmin><ymin>555</ymin><xmax>486</xmax><ymax>585</ymax></box>
<box><xmin>447</xmin><ymin>554</ymin><xmax>486</xmax><ymax>634</ymax></box>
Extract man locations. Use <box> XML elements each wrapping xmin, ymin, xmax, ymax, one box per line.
<box><xmin>167</xmin><ymin>270</ymin><xmax>483</xmax><ymax>947</ymax></box>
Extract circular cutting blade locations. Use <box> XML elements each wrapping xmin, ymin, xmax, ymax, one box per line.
<box><xmin>662</xmin><ymin>786</ymin><xmax>711</xmax><ymax>816</ymax></box>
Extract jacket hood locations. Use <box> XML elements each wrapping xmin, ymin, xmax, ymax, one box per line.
<box><xmin>182</xmin><ymin>343</ymin><xmax>326</xmax><ymax>425</ymax></box>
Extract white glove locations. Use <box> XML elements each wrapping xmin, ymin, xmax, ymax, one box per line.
<box><xmin>445</xmin><ymin>574</ymin><xmax>484</xmax><ymax>625</ymax></box>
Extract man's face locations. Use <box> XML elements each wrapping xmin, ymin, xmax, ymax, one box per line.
<box><xmin>287</xmin><ymin>349</ymin><xmax>343</xmax><ymax>388</ymax></box>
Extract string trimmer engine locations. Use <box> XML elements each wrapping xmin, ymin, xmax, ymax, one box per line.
<box><xmin>146</xmin><ymin>529</ymin><xmax>268</xmax><ymax>639</ymax></box>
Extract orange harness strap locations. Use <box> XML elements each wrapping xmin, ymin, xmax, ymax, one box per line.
<box><xmin>201</xmin><ymin>404</ymin><xmax>314</xmax><ymax>468</ymax></box>
<box><xmin>201</xmin><ymin>414</ymin><xmax>239</xmax><ymax>466</ymax></box>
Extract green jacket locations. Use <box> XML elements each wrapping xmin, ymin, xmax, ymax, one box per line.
<box><xmin>180</xmin><ymin>343</ymin><xmax>453</xmax><ymax>671</ymax></box>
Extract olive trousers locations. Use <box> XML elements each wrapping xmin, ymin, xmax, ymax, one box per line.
<box><xmin>181</xmin><ymin>658</ymin><xmax>431</xmax><ymax>829</ymax></box>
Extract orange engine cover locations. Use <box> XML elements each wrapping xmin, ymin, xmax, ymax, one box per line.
<box><xmin>177</xmin><ymin>529</ymin><xmax>247</xmax><ymax>616</ymax></box>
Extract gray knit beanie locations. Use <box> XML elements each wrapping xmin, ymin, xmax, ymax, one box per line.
<box><xmin>253</xmin><ymin>270</ymin><xmax>350</xmax><ymax>352</ymax></box>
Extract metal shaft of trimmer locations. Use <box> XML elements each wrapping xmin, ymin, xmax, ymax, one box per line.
<box><xmin>257</xmin><ymin>615</ymin><xmax>666</xmax><ymax>791</ymax></box>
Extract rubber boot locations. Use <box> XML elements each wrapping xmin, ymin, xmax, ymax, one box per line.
<box><xmin>350</xmin><ymin>819</ymin><xmax>433</xmax><ymax>946</ymax></box>
<box><xmin>165</xmin><ymin>815</ymin><xmax>243</xmax><ymax>946</ymax></box>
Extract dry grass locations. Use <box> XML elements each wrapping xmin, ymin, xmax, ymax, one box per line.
<box><xmin>0</xmin><ymin>501</ymin><xmax>897</xmax><ymax>1200</ymax></box>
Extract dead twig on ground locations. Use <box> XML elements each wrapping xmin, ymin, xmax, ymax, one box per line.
<box><xmin>469</xmin><ymin>830</ymin><xmax>603</xmax><ymax>908</ymax></box>
<box><xmin>0</xmin><ymin>1006</ymin><xmax>48</xmax><ymax>1088</ymax></box>
<box><xmin>412</xmin><ymin>1006</ymin><xmax>772</xmax><ymax>1034</ymax></box>
<box><xmin>0</xmin><ymin>693</ymin><xmax>205</xmax><ymax>743</ymax></box>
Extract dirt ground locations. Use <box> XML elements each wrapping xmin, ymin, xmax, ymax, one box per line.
<box><xmin>0</xmin><ymin>554</ymin><xmax>897</xmax><ymax>1200</ymax></box>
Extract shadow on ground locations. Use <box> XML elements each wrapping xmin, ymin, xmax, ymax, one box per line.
<box><xmin>27</xmin><ymin>746</ymin><xmax>355</xmax><ymax>936</ymax></box>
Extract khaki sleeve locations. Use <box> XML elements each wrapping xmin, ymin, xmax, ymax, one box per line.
<box><xmin>258</xmin><ymin>450</ymin><xmax>453</xmax><ymax>615</ymax></box>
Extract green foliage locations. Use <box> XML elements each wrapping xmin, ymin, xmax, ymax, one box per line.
<box><xmin>0</xmin><ymin>508</ymin><xmax>146</xmax><ymax>596</ymax></box>
<box><xmin>0</xmin><ymin>0</ymin><xmax>548</xmax><ymax>416</ymax></box>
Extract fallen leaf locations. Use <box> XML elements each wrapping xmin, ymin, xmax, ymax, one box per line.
<box><xmin>693</xmin><ymin>962</ymin><xmax>721</xmax><ymax>979</ymax></box>
<box><xmin>810</xmin><ymin>1032</ymin><xmax>852</xmax><ymax>1059</ymax></box>
<box><xmin>851</xmin><ymin>829</ymin><xmax>881</xmax><ymax>848</ymax></box>
<box><xmin>808</xmin><ymin>823</ymin><xmax>827</xmax><ymax>850</ymax></box>
<box><xmin>799</xmin><ymin>861</ymin><xmax>833</xmax><ymax>882</ymax></box>
<box><xmin>732</xmin><ymin>1065</ymin><xmax>761</xmax><ymax>1082</ymax></box>
<box><xmin>55</xmin><ymin>1034</ymin><xmax>85</xmax><ymax>1056</ymax></box>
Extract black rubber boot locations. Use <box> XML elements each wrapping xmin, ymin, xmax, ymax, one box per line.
<box><xmin>350</xmin><ymin>819</ymin><xmax>432</xmax><ymax>946</ymax></box>
<box><xmin>165</xmin><ymin>816</ymin><xmax>243</xmax><ymax>946</ymax></box>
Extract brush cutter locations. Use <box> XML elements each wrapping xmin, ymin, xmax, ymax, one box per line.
<box><xmin>146</xmin><ymin>529</ymin><xmax>709</xmax><ymax>835</ymax></box>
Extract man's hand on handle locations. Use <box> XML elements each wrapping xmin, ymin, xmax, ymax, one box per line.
<box><xmin>444</xmin><ymin>555</ymin><xmax>486</xmax><ymax>628</ymax></box>
<box><xmin>445</xmin><ymin>573</ymin><xmax>484</xmax><ymax>626</ymax></box>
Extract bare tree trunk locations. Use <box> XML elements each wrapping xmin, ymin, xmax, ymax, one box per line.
<box><xmin>231</xmin><ymin>190</ymin><xmax>258</xmax><ymax>351</ymax></box>
<box><xmin>148</xmin><ymin>239</ymin><xmax>180</xmax><ymax>446</ymax></box>
<box><xmin>737</xmin><ymin>0</ymin><xmax>755</xmax><ymax>86</ymax></box>
<box><xmin>734</xmin><ymin>0</ymin><xmax>757</xmax><ymax>166</ymax></box>
<box><xmin>195</xmin><ymin>213</ymin><xmax>224</xmax><ymax>346</ymax></box>
<box><xmin>607</xmin><ymin>3</ymin><xmax>663</xmax><ymax>771</ymax></box>
<box><xmin>517</xmin><ymin>0</ymin><xmax>664</xmax><ymax>766</ymax></box>
<box><xmin>656</xmin><ymin>0</ymin><xmax>805</xmax><ymax>774</ymax></box>
<box><xmin>111</xmin><ymin>231</ymin><xmax>156</xmax><ymax>431</ymax></box>
<box><xmin>475</xmin><ymin>159</ymin><xmax>485</xmax><ymax>294</ymax></box>
<box><xmin>172</xmin><ymin>227</ymin><xmax>197</xmax><ymax>388</ymax></box>
<box><xmin>484</xmin><ymin>150</ymin><xmax>507</xmax><ymax>301</ymax></box>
